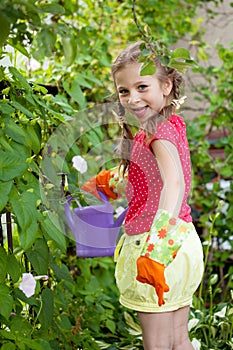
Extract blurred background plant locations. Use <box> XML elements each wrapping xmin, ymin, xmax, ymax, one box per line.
<box><xmin>0</xmin><ymin>0</ymin><xmax>232</xmax><ymax>348</ymax></box>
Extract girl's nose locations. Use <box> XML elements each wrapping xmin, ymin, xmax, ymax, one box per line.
<box><xmin>128</xmin><ymin>92</ymin><xmax>140</xmax><ymax>104</ymax></box>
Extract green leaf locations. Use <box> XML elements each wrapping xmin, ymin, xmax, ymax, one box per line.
<box><xmin>169</xmin><ymin>59</ymin><xmax>192</xmax><ymax>73</ymax></box>
<box><xmin>31</xmin><ymin>83</ymin><xmax>48</xmax><ymax>95</ymax></box>
<box><xmin>26</xmin><ymin>238</ymin><xmax>49</xmax><ymax>275</ymax></box>
<box><xmin>171</xmin><ymin>47</ymin><xmax>191</xmax><ymax>60</ymax></box>
<box><xmin>6</xmin><ymin>253</ymin><xmax>21</xmax><ymax>283</ymax></box>
<box><xmin>0</xmin><ymin>180</ymin><xmax>12</xmax><ymax>211</ymax></box>
<box><xmin>3</xmin><ymin>116</ymin><xmax>28</xmax><ymax>145</ymax></box>
<box><xmin>21</xmin><ymin>339</ymin><xmax>44</xmax><ymax>350</ymax></box>
<box><xmin>86</xmin><ymin>129</ymin><xmax>102</xmax><ymax>146</ymax></box>
<box><xmin>106</xmin><ymin>319</ymin><xmax>116</xmax><ymax>333</ymax></box>
<box><xmin>0</xmin><ymin>285</ymin><xmax>13</xmax><ymax>320</ymax></box>
<box><xmin>36</xmin><ymin>28</ymin><xmax>57</xmax><ymax>57</ymax></box>
<box><xmin>75</xmin><ymin>73</ymin><xmax>92</xmax><ymax>89</ymax></box>
<box><xmin>58</xmin><ymin>314</ymin><xmax>72</xmax><ymax>330</ymax></box>
<box><xmin>50</xmin><ymin>263</ymin><xmax>73</xmax><ymax>283</ymax></box>
<box><xmin>10</xmin><ymin>101</ymin><xmax>34</xmax><ymax>119</ymax></box>
<box><xmin>19</xmin><ymin>221</ymin><xmax>38</xmax><ymax>251</ymax></box>
<box><xmin>140</xmin><ymin>60</ymin><xmax>156</xmax><ymax>76</ymax></box>
<box><xmin>25</xmin><ymin>124</ymin><xmax>41</xmax><ymax>154</ymax></box>
<box><xmin>38</xmin><ymin>288</ymin><xmax>54</xmax><ymax>330</ymax></box>
<box><xmin>10</xmin><ymin>315</ymin><xmax>33</xmax><ymax>337</ymax></box>
<box><xmin>84</xmin><ymin>73</ymin><xmax>102</xmax><ymax>87</ymax></box>
<box><xmin>0</xmin><ymin>150</ymin><xmax>27</xmax><ymax>181</ymax></box>
<box><xmin>33</xmin><ymin>96</ymin><xmax>67</xmax><ymax>122</ymax></box>
<box><xmin>40</xmin><ymin>4</ymin><xmax>65</xmax><ymax>14</ymax></box>
<box><xmin>0</xmin><ymin>329</ymin><xmax>16</xmax><ymax>341</ymax></box>
<box><xmin>0</xmin><ymin>102</ymin><xmax>15</xmax><ymax>115</ymax></box>
<box><xmin>0</xmin><ymin>13</ymin><xmax>10</xmax><ymax>47</ymax></box>
<box><xmin>1</xmin><ymin>343</ymin><xmax>16</xmax><ymax>350</ymax></box>
<box><xmin>8</xmin><ymin>67</ymin><xmax>31</xmax><ymax>90</ymax></box>
<box><xmin>0</xmin><ymin>247</ymin><xmax>7</xmax><ymax>283</ymax></box>
<box><xmin>8</xmin><ymin>41</ymin><xmax>30</xmax><ymax>58</ymax></box>
<box><xmin>14</xmin><ymin>288</ymin><xmax>37</xmax><ymax>306</ymax></box>
<box><xmin>42</xmin><ymin>216</ymin><xmax>67</xmax><ymax>252</ymax></box>
<box><xmin>10</xmin><ymin>190</ymin><xmax>39</xmax><ymax>250</ymax></box>
<box><xmin>62</xmin><ymin>35</ymin><xmax>77</xmax><ymax>67</ymax></box>
<box><xmin>63</xmin><ymin>79</ymin><xmax>86</xmax><ymax>109</ymax></box>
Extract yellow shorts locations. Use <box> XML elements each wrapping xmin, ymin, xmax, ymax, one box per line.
<box><xmin>114</xmin><ymin>223</ymin><xmax>204</xmax><ymax>313</ymax></box>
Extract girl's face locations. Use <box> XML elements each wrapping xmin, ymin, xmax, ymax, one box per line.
<box><xmin>114</xmin><ymin>63</ymin><xmax>172</xmax><ymax>124</ymax></box>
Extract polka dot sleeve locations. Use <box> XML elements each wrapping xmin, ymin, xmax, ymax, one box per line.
<box><xmin>150</xmin><ymin>114</ymin><xmax>189</xmax><ymax>150</ymax></box>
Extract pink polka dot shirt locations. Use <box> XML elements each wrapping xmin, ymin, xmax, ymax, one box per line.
<box><xmin>124</xmin><ymin>114</ymin><xmax>192</xmax><ymax>235</ymax></box>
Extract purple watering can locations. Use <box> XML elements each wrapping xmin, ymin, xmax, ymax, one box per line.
<box><xmin>65</xmin><ymin>191</ymin><xmax>128</xmax><ymax>258</ymax></box>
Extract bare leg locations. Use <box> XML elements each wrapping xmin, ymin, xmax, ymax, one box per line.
<box><xmin>137</xmin><ymin>306</ymin><xmax>193</xmax><ymax>350</ymax></box>
<box><xmin>173</xmin><ymin>306</ymin><xmax>193</xmax><ymax>350</ymax></box>
<box><xmin>137</xmin><ymin>311</ymin><xmax>173</xmax><ymax>350</ymax></box>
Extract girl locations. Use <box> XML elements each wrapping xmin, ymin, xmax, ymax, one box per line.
<box><xmin>110</xmin><ymin>42</ymin><xmax>204</xmax><ymax>350</ymax></box>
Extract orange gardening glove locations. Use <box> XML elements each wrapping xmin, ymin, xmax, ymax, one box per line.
<box><xmin>136</xmin><ymin>209</ymin><xmax>190</xmax><ymax>306</ymax></box>
<box><xmin>96</xmin><ymin>169</ymin><xmax>118</xmax><ymax>200</ymax></box>
<box><xmin>136</xmin><ymin>256</ymin><xmax>169</xmax><ymax>306</ymax></box>
<box><xmin>81</xmin><ymin>169</ymin><xmax>118</xmax><ymax>200</ymax></box>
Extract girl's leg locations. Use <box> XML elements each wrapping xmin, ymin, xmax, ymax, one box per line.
<box><xmin>137</xmin><ymin>306</ymin><xmax>193</xmax><ymax>350</ymax></box>
<box><xmin>172</xmin><ymin>306</ymin><xmax>193</xmax><ymax>350</ymax></box>
<box><xmin>137</xmin><ymin>310</ymin><xmax>173</xmax><ymax>350</ymax></box>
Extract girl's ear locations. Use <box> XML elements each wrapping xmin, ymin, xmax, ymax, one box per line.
<box><xmin>162</xmin><ymin>79</ymin><xmax>173</xmax><ymax>96</ymax></box>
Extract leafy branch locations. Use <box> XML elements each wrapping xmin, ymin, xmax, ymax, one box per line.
<box><xmin>132</xmin><ymin>0</ymin><xmax>197</xmax><ymax>75</ymax></box>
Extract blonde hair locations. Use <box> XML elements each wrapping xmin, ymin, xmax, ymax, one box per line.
<box><xmin>112</xmin><ymin>41</ymin><xmax>184</xmax><ymax>175</ymax></box>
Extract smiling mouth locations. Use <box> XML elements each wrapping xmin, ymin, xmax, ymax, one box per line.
<box><xmin>129</xmin><ymin>106</ymin><xmax>148</xmax><ymax>118</ymax></box>
<box><xmin>130</xmin><ymin>106</ymin><xmax>148</xmax><ymax>111</ymax></box>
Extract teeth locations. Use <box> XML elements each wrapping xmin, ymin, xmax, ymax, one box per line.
<box><xmin>132</xmin><ymin>106</ymin><xmax>147</xmax><ymax>111</ymax></box>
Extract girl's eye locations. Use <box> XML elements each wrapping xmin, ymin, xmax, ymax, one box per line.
<box><xmin>118</xmin><ymin>89</ymin><xmax>128</xmax><ymax>95</ymax></box>
<box><xmin>138</xmin><ymin>85</ymin><xmax>147</xmax><ymax>91</ymax></box>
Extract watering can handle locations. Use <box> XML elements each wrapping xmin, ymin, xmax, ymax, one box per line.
<box><xmin>65</xmin><ymin>193</ymin><xmax>108</xmax><ymax>230</ymax></box>
<box><xmin>97</xmin><ymin>190</ymin><xmax>109</xmax><ymax>202</ymax></box>
<box><xmin>114</xmin><ymin>207</ymin><xmax>128</xmax><ymax>227</ymax></box>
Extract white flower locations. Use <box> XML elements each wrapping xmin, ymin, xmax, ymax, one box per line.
<box><xmin>188</xmin><ymin>318</ymin><xmax>199</xmax><ymax>331</ymax></box>
<box><xmin>191</xmin><ymin>338</ymin><xmax>201</xmax><ymax>350</ymax></box>
<box><xmin>215</xmin><ymin>305</ymin><xmax>227</xmax><ymax>318</ymax></box>
<box><xmin>72</xmin><ymin>155</ymin><xmax>88</xmax><ymax>174</ymax></box>
<box><xmin>19</xmin><ymin>273</ymin><xmax>48</xmax><ymax>298</ymax></box>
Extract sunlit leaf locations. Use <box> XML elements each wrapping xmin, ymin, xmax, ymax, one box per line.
<box><xmin>171</xmin><ymin>47</ymin><xmax>191</xmax><ymax>60</ymax></box>
<box><xmin>140</xmin><ymin>60</ymin><xmax>156</xmax><ymax>76</ymax></box>
<box><xmin>8</xmin><ymin>67</ymin><xmax>31</xmax><ymax>90</ymax></box>
<box><xmin>62</xmin><ymin>35</ymin><xmax>77</xmax><ymax>67</ymax></box>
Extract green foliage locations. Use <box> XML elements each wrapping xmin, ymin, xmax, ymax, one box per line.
<box><xmin>0</xmin><ymin>0</ymin><xmax>232</xmax><ymax>348</ymax></box>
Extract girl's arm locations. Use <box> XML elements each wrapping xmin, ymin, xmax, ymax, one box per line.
<box><xmin>136</xmin><ymin>139</ymin><xmax>188</xmax><ymax>306</ymax></box>
<box><xmin>150</xmin><ymin>139</ymin><xmax>185</xmax><ymax>217</ymax></box>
